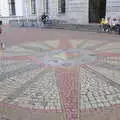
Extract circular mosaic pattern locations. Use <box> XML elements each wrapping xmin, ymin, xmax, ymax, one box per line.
<box><xmin>0</xmin><ymin>39</ymin><xmax>120</xmax><ymax>120</ymax></box>
<box><xmin>42</xmin><ymin>49</ymin><xmax>96</xmax><ymax>67</ymax></box>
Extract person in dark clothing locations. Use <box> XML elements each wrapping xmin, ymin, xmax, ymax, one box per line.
<box><xmin>0</xmin><ymin>20</ymin><xmax>2</xmax><ymax>26</ymax></box>
<box><xmin>41</xmin><ymin>13</ymin><xmax>48</xmax><ymax>25</ymax></box>
<box><xmin>115</xmin><ymin>18</ymin><xmax>120</xmax><ymax>35</ymax></box>
<box><xmin>0</xmin><ymin>20</ymin><xmax>2</xmax><ymax>34</ymax></box>
<box><xmin>115</xmin><ymin>24</ymin><xmax>120</xmax><ymax>34</ymax></box>
<box><xmin>0</xmin><ymin>20</ymin><xmax>5</xmax><ymax>49</ymax></box>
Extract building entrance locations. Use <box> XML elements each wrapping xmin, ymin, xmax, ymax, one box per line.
<box><xmin>89</xmin><ymin>0</ymin><xmax>106</xmax><ymax>23</ymax></box>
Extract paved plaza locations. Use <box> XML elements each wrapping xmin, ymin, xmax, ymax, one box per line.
<box><xmin>0</xmin><ymin>26</ymin><xmax>120</xmax><ymax>120</ymax></box>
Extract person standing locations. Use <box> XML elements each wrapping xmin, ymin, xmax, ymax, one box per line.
<box><xmin>0</xmin><ymin>20</ymin><xmax>5</xmax><ymax>50</ymax></box>
<box><xmin>0</xmin><ymin>20</ymin><xmax>2</xmax><ymax>34</ymax></box>
<box><xmin>41</xmin><ymin>13</ymin><xmax>48</xmax><ymax>26</ymax></box>
<box><xmin>100</xmin><ymin>18</ymin><xmax>108</xmax><ymax>32</ymax></box>
<box><xmin>115</xmin><ymin>17</ymin><xmax>120</xmax><ymax>34</ymax></box>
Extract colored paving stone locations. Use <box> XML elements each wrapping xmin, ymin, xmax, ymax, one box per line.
<box><xmin>0</xmin><ymin>27</ymin><xmax>120</xmax><ymax>120</ymax></box>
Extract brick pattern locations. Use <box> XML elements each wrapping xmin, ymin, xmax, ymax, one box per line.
<box><xmin>56</xmin><ymin>68</ymin><xmax>79</xmax><ymax>120</ymax></box>
<box><xmin>0</xmin><ymin>39</ymin><xmax>120</xmax><ymax>120</ymax></box>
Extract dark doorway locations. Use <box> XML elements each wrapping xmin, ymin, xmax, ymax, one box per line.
<box><xmin>89</xmin><ymin>0</ymin><xmax>106</xmax><ymax>23</ymax></box>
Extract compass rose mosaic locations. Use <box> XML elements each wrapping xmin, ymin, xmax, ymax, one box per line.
<box><xmin>0</xmin><ymin>39</ymin><xmax>120</xmax><ymax>120</ymax></box>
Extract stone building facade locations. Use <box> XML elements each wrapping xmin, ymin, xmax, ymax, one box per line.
<box><xmin>0</xmin><ymin>0</ymin><xmax>120</xmax><ymax>24</ymax></box>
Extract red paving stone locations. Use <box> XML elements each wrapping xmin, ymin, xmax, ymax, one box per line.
<box><xmin>96</xmin><ymin>52</ymin><xmax>120</xmax><ymax>57</ymax></box>
<box><xmin>56</xmin><ymin>68</ymin><xmax>79</xmax><ymax>120</ymax></box>
<box><xmin>1</xmin><ymin>25</ymin><xmax>120</xmax><ymax>47</ymax></box>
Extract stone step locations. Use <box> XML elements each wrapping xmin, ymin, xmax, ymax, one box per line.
<box><xmin>9</xmin><ymin>20</ymin><xmax>99</xmax><ymax>32</ymax></box>
<box><xmin>45</xmin><ymin>24</ymin><xmax>99</xmax><ymax>32</ymax></box>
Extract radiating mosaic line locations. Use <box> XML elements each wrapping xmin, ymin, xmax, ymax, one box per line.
<box><xmin>0</xmin><ymin>39</ymin><xmax>120</xmax><ymax>120</ymax></box>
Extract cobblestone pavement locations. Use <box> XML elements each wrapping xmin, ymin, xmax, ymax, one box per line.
<box><xmin>0</xmin><ymin>26</ymin><xmax>120</xmax><ymax>120</ymax></box>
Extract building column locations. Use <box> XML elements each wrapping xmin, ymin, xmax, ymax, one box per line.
<box><xmin>0</xmin><ymin>0</ymin><xmax>9</xmax><ymax>16</ymax></box>
<box><xmin>15</xmin><ymin>0</ymin><xmax>24</xmax><ymax>16</ymax></box>
<box><xmin>23</xmin><ymin>0</ymin><xmax>32</xmax><ymax>17</ymax></box>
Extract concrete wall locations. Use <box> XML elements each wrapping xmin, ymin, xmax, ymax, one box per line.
<box><xmin>0</xmin><ymin>0</ymin><xmax>9</xmax><ymax>16</ymax></box>
<box><xmin>15</xmin><ymin>0</ymin><xmax>24</xmax><ymax>16</ymax></box>
<box><xmin>36</xmin><ymin>0</ymin><xmax>44</xmax><ymax>17</ymax></box>
<box><xmin>49</xmin><ymin>0</ymin><xmax>59</xmax><ymax>18</ymax></box>
<box><xmin>23</xmin><ymin>0</ymin><xmax>32</xmax><ymax>17</ymax></box>
<box><xmin>66</xmin><ymin>0</ymin><xmax>89</xmax><ymax>24</ymax></box>
<box><xmin>106</xmin><ymin>0</ymin><xmax>120</xmax><ymax>18</ymax></box>
<box><xmin>48</xmin><ymin>0</ymin><xmax>89</xmax><ymax>24</ymax></box>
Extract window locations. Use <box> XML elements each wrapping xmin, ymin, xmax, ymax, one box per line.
<box><xmin>58</xmin><ymin>0</ymin><xmax>66</xmax><ymax>14</ymax></box>
<box><xmin>43</xmin><ymin>0</ymin><xmax>49</xmax><ymax>14</ymax></box>
<box><xmin>8</xmin><ymin>0</ymin><xmax>16</xmax><ymax>16</ymax></box>
<box><xmin>31</xmin><ymin>0</ymin><xmax>36</xmax><ymax>14</ymax></box>
<box><xmin>45</xmin><ymin>0</ymin><xmax>49</xmax><ymax>14</ymax></box>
